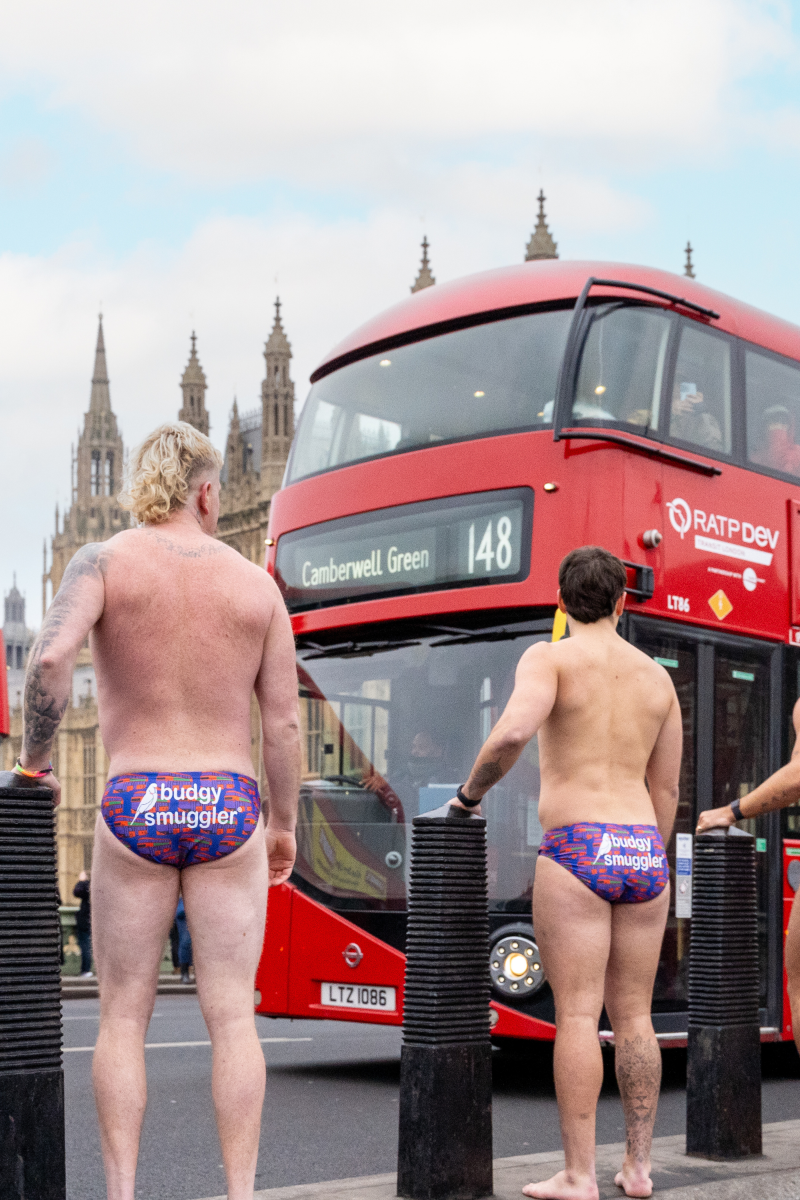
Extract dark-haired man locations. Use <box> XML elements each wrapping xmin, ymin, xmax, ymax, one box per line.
<box><xmin>452</xmin><ymin>546</ymin><xmax>682</xmax><ymax>1200</ymax></box>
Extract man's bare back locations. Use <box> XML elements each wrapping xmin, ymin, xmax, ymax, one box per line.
<box><xmin>86</xmin><ymin>523</ymin><xmax>284</xmax><ymax>777</ymax></box>
<box><xmin>529</xmin><ymin>632</ymin><xmax>678</xmax><ymax>835</ymax></box>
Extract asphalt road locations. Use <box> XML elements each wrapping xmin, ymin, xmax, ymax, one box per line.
<box><xmin>63</xmin><ymin>995</ymin><xmax>800</xmax><ymax>1200</ymax></box>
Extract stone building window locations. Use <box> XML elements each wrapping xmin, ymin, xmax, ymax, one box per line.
<box><xmin>5</xmin><ymin>643</ymin><xmax>11</xmax><ymax>667</ymax></box>
<box><xmin>91</xmin><ymin>450</ymin><xmax>101</xmax><ymax>496</ymax></box>
<box><xmin>104</xmin><ymin>452</ymin><xmax>114</xmax><ymax>496</ymax></box>
<box><xmin>274</xmin><ymin>403</ymin><xmax>279</xmax><ymax>435</ymax></box>
<box><xmin>83</xmin><ymin>734</ymin><xmax>96</xmax><ymax>806</ymax></box>
<box><xmin>15</xmin><ymin>645</ymin><xmax>22</xmax><ymax>669</ymax></box>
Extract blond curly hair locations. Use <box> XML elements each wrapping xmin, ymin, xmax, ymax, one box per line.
<box><xmin>120</xmin><ymin>422</ymin><xmax>224</xmax><ymax>525</ymax></box>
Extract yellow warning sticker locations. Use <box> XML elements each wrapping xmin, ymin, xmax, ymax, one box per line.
<box><xmin>708</xmin><ymin>589</ymin><xmax>733</xmax><ymax>620</ymax></box>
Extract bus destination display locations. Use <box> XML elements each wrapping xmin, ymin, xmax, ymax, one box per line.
<box><xmin>275</xmin><ymin>488</ymin><xmax>533</xmax><ymax>611</ymax></box>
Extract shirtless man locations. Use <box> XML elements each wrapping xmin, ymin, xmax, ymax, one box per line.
<box><xmin>698</xmin><ymin>697</ymin><xmax>800</xmax><ymax>1053</ymax></box>
<box><xmin>15</xmin><ymin>422</ymin><xmax>300</xmax><ymax>1200</ymax></box>
<box><xmin>451</xmin><ymin>546</ymin><xmax>682</xmax><ymax>1200</ymax></box>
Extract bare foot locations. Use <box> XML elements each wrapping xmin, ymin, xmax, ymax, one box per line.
<box><xmin>614</xmin><ymin>1164</ymin><xmax>653</xmax><ymax>1198</ymax></box>
<box><xmin>523</xmin><ymin>1169</ymin><xmax>599</xmax><ymax>1200</ymax></box>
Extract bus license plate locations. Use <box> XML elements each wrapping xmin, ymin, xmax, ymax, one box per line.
<box><xmin>321</xmin><ymin>983</ymin><xmax>397</xmax><ymax>1012</ymax></box>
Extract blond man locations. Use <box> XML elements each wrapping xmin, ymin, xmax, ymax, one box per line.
<box><xmin>17</xmin><ymin>423</ymin><xmax>300</xmax><ymax>1200</ymax></box>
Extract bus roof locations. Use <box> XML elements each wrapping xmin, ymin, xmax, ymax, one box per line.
<box><xmin>312</xmin><ymin>260</ymin><xmax>800</xmax><ymax>382</ymax></box>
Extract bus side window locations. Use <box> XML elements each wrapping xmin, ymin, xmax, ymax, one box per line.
<box><xmin>668</xmin><ymin>323</ymin><xmax>731</xmax><ymax>455</ymax></box>
<box><xmin>746</xmin><ymin>349</ymin><xmax>800</xmax><ymax>478</ymax></box>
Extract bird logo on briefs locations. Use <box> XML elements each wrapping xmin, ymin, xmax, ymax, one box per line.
<box><xmin>593</xmin><ymin>832</ymin><xmax>613</xmax><ymax>864</ymax></box>
<box><xmin>131</xmin><ymin>783</ymin><xmax>159</xmax><ymax>823</ymax></box>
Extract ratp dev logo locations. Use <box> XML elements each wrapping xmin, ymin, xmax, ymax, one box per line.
<box><xmin>666</xmin><ymin>498</ymin><xmax>692</xmax><ymax>539</ymax></box>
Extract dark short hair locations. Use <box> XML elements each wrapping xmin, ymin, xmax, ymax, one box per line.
<box><xmin>558</xmin><ymin>546</ymin><xmax>627</xmax><ymax>624</ymax></box>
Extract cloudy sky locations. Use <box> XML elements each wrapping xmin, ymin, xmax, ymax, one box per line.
<box><xmin>3</xmin><ymin>0</ymin><xmax>800</xmax><ymax>624</ymax></box>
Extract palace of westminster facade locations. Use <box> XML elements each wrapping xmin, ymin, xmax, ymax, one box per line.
<box><xmin>4</xmin><ymin>199</ymin><xmax>694</xmax><ymax>899</ymax></box>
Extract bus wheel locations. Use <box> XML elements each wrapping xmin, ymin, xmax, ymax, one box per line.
<box><xmin>489</xmin><ymin>923</ymin><xmax>546</xmax><ymax>1001</ymax></box>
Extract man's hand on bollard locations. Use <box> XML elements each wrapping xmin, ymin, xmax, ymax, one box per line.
<box><xmin>448</xmin><ymin>797</ymin><xmax>482</xmax><ymax>815</ymax></box>
<box><xmin>43</xmin><ymin>771</ymin><xmax>62</xmax><ymax>808</ymax></box>
<box><xmin>266</xmin><ymin>825</ymin><xmax>297</xmax><ymax>886</ymax></box>
<box><xmin>696</xmin><ymin>804</ymin><xmax>736</xmax><ymax>834</ymax></box>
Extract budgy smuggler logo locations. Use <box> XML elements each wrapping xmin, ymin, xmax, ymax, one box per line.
<box><xmin>666</xmin><ymin>497</ymin><xmax>778</xmax><ymax>567</ymax></box>
<box><xmin>130</xmin><ymin>782</ymin><xmax>241</xmax><ymax>830</ymax></box>
<box><xmin>592</xmin><ymin>832</ymin><xmax>663</xmax><ymax>872</ymax></box>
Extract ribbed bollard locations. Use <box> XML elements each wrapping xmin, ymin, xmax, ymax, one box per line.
<box><xmin>397</xmin><ymin>804</ymin><xmax>492</xmax><ymax>1200</ymax></box>
<box><xmin>686</xmin><ymin>826</ymin><xmax>761</xmax><ymax>1159</ymax></box>
<box><xmin>0</xmin><ymin>771</ymin><xmax>65</xmax><ymax>1200</ymax></box>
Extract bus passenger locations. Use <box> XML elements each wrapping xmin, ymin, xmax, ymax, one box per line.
<box><xmin>697</xmin><ymin>697</ymin><xmax>800</xmax><ymax>1056</ymax></box>
<box><xmin>750</xmin><ymin>404</ymin><xmax>800</xmax><ymax>475</ymax></box>
<box><xmin>451</xmin><ymin>546</ymin><xmax>681</xmax><ymax>1200</ymax></box>
<box><xmin>14</xmin><ymin>422</ymin><xmax>301</xmax><ymax>1200</ymax></box>
<box><xmin>670</xmin><ymin>381</ymin><xmax>723</xmax><ymax>450</ymax></box>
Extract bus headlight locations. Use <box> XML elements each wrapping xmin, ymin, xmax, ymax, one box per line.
<box><xmin>490</xmin><ymin>926</ymin><xmax>546</xmax><ymax>1000</ymax></box>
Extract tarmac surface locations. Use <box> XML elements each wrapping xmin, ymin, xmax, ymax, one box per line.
<box><xmin>63</xmin><ymin>994</ymin><xmax>800</xmax><ymax>1200</ymax></box>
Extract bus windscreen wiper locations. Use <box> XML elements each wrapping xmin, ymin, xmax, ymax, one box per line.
<box><xmin>299</xmin><ymin>639</ymin><xmax>421</xmax><ymax>660</ymax></box>
<box><xmin>430</xmin><ymin>629</ymin><xmax>540</xmax><ymax>647</ymax></box>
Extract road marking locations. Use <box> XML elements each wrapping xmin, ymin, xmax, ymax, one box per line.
<box><xmin>63</xmin><ymin>1037</ymin><xmax>313</xmax><ymax>1053</ymax></box>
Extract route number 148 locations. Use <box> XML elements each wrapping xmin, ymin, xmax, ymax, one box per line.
<box><xmin>468</xmin><ymin>516</ymin><xmax>514</xmax><ymax>574</ymax></box>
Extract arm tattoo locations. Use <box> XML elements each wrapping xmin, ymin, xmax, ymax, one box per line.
<box><xmin>23</xmin><ymin>661</ymin><xmax>68</xmax><ymax>756</ymax></box>
<box><xmin>470</xmin><ymin>760</ymin><xmax>504</xmax><ymax>792</ymax></box>
<box><xmin>23</xmin><ymin>542</ymin><xmax>109</xmax><ymax>761</ymax></box>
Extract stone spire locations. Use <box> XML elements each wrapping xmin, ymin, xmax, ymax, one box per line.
<box><xmin>89</xmin><ymin>315</ymin><xmax>111</xmax><ymax>413</ymax></box>
<box><xmin>261</xmin><ymin>298</ymin><xmax>295</xmax><ymax>499</ymax></box>
<box><xmin>684</xmin><ymin>242</ymin><xmax>696</xmax><ymax>279</ymax></box>
<box><xmin>46</xmin><ymin>316</ymin><xmax>128</xmax><ymax>602</ymax></box>
<box><xmin>224</xmin><ymin>398</ymin><xmax>243</xmax><ymax>487</ymax></box>
<box><xmin>411</xmin><ymin>236</ymin><xmax>436</xmax><ymax>293</ymax></box>
<box><xmin>525</xmin><ymin>190</ymin><xmax>558</xmax><ymax>261</ymax></box>
<box><xmin>178</xmin><ymin>331</ymin><xmax>210</xmax><ymax>436</ymax></box>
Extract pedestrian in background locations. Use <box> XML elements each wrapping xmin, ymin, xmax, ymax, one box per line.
<box><xmin>175</xmin><ymin>895</ymin><xmax>193</xmax><ymax>984</ymax></box>
<box><xmin>73</xmin><ymin>870</ymin><xmax>93</xmax><ymax>978</ymax></box>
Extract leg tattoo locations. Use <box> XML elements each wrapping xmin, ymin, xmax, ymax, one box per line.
<box><xmin>615</xmin><ymin>1033</ymin><xmax>661</xmax><ymax>1165</ymax></box>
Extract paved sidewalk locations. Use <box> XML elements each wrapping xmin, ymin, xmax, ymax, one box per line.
<box><xmin>195</xmin><ymin>1119</ymin><xmax>800</xmax><ymax>1200</ymax></box>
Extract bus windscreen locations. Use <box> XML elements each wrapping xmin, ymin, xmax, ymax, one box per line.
<box><xmin>287</xmin><ymin>308</ymin><xmax>571</xmax><ymax>482</ymax></box>
<box><xmin>294</xmin><ymin>625</ymin><xmax>547</xmax><ymax>911</ymax></box>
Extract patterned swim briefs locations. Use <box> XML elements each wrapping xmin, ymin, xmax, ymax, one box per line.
<box><xmin>101</xmin><ymin>772</ymin><xmax>261</xmax><ymax>867</ymax></box>
<box><xmin>538</xmin><ymin>822</ymin><xmax>669</xmax><ymax>904</ymax></box>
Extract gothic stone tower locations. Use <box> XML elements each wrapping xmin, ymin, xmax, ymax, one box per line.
<box><xmin>261</xmin><ymin>299</ymin><xmax>296</xmax><ymax>498</ymax></box>
<box><xmin>47</xmin><ymin>316</ymin><xmax>129</xmax><ymax>601</ymax></box>
<box><xmin>525</xmin><ymin>190</ymin><xmax>558</xmax><ymax>262</ymax></box>
<box><xmin>178</xmin><ymin>332</ymin><xmax>210</xmax><ymax>435</ymax></box>
<box><xmin>217</xmin><ymin>298</ymin><xmax>295</xmax><ymax>563</ymax></box>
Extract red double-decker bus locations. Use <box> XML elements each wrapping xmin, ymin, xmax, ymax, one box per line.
<box><xmin>254</xmin><ymin>259</ymin><xmax>800</xmax><ymax>1046</ymax></box>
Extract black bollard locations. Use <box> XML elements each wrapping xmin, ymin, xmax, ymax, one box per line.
<box><xmin>686</xmin><ymin>826</ymin><xmax>761</xmax><ymax>1159</ymax></box>
<box><xmin>397</xmin><ymin>804</ymin><xmax>492</xmax><ymax>1200</ymax></box>
<box><xmin>0</xmin><ymin>771</ymin><xmax>65</xmax><ymax>1200</ymax></box>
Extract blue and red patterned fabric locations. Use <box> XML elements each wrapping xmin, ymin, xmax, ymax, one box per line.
<box><xmin>101</xmin><ymin>772</ymin><xmax>261</xmax><ymax>867</ymax></box>
<box><xmin>538</xmin><ymin>822</ymin><xmax>669</xmax><ymax>904</ymax></box>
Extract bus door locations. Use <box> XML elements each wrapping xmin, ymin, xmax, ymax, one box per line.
<box><xmin>780</xmin><ymin>645</ymin><xmax>800</xmax><ymax>1039</ymax></box>
<box><xmin>629</xmin><ymin>617</ymin><xmax>781</xmax><ymax>1035</ymax></box>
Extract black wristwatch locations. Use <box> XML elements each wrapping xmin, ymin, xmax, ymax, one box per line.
<box><xmin>456</xmin><ymin>784</ymin><xmax>482</xmax><ymax>809</ymax></box>
<box><xmin>730</xmin><ymin>797</ymin><xmax>743</xmax><ymax>822</ymax></box>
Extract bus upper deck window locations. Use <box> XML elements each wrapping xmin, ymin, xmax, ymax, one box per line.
<box><xmin>746</xmin><ymin>349</ymin><xmax>800</xmax><ymax>478</ymax></box>
<box><xmin>668</xmin><ymin>323</ymin><xmax>731</xmax><ymax>455</ymax></box>
<box><xmin>286</xmin><ymin>308</ymin><xmax>571</xmax><ymax>482</ymax></box>
<box><xmin>572</xmin><ymin>304</ymin><xmax>671</xmax><ymax>433</ymax></box>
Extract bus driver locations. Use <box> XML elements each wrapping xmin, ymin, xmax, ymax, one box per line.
<box><xmin>15</xmin><ymin>422</ymin><xmax>301</xmax><ymax>1200</ymax></box>
<box><xmin>451</xmin><ymin>546</ymin><xmax>682</xmax><ymax>1200</ymax></box>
